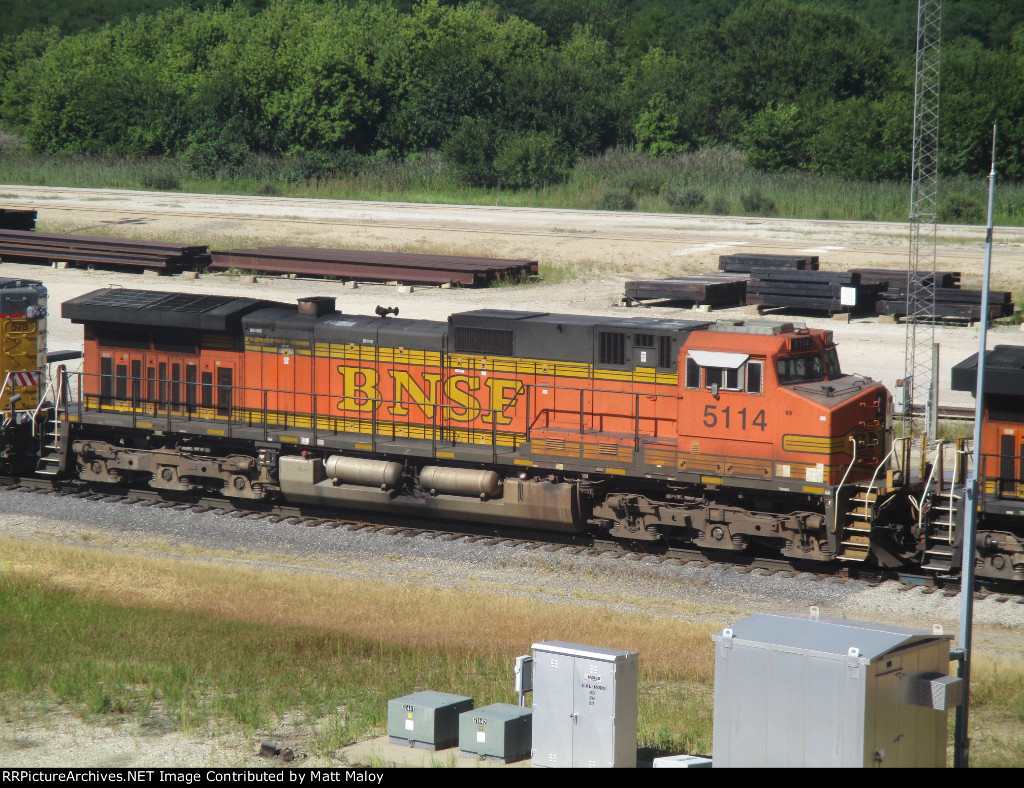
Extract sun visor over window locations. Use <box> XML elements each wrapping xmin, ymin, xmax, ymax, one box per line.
<box><xmin>688</xmin><ymin>350</ymin><xmax>749</xmax><ymax>369</ymax></box>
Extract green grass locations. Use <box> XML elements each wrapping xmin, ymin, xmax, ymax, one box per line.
<box><xmin>3</xmin><ymin>147</ymin><xmax>1024</xmax><ymax>226</ymax></box>
<box><xmin>0</xmin><ymin>541</ymin><xmax>721</xmax><ymax>761</ymax></box>
<box><xmin>1</xmin><ymin>538</ymin><xmax>1019</xmax><ymax>766</ymax></box>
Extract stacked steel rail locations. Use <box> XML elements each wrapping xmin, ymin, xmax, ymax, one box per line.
<box><xmin>744</xmin><ymin>268</ymin><xmax>881</xmax><ymax>315</ymax></box>
<box><xmin>0</xmin><ymin>229</ymin><xmax>210</xmax><ymax>271</ymax></box>
<box><xmin>623</xmin><ymin>274</ymin><xmax>747</xmax><ymax>307</ymax></box>
<box><xmin>210</xmin><ymin>246</ymin><xmax>538</xmax><ymax>287</ymax></box>
<box><xmin>0</xmin><ymin>209</ymin><xmax>36</xmax><ymax>231</ymax></box>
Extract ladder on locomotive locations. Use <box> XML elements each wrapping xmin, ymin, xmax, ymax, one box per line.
<box><xmin>836</xmin><ymin>482</ymin><xmax>904</xmax><ymax>562</ymax></box>
<box><xmin>919</xmin><ymin>442</ymin><xmax>963</xmax><ymax>573</ymax></box>
<box><xmin>34</xmin><ymin>364</ymin><xmax>70</xmax><ymax>477</ymax></box>
<box><xmin>834</xmin><ymin>437</ymin><xmax>906</xmax><ymax>562</ymax></box>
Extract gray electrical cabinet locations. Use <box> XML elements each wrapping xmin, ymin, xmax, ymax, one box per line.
<box><xmin>711</xmin><ymin>612</ymin><xmax>961</xmax><ymax>768</ymax></box>
<box><xmin>459</xmin><ymin>703</ymin><xmax>533</xmax><ymax>763</ymax></box>
<box><xmin>387</xmin><ymin>691</ymin><xmax>473</xmax><ymax>750</ymax></box>
<box><xmin>531</xmin><ymin>641</ymin><xmax>639</xmax><ymax>768</ymax></box>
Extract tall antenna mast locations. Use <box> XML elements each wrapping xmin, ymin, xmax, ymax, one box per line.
<box><xmin>903</xmin><ymin>0</ymin><xmax>942</xmax><ymax>442</ymax></box>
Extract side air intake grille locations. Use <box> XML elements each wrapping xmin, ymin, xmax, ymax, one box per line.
<box><xmin>453</xmin><ymin>326</ymin><xmax>513</xmax><ymax>356</ymax></box>
<box><xmin>599</xmin><ymin>332</ymin><xmax>626</xmax><ymax>365</ymax></box>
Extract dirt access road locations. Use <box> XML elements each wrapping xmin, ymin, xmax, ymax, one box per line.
<box><xmin>1</xmin><ymin>184</ymin><xmax>1021</xmax><ymax>408</ymax></box>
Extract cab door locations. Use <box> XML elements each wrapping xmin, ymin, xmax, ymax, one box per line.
<box><xmin>997</xmin><ymin>427</ymin><xmax>1024</xmax><ymax>498</ymax></box>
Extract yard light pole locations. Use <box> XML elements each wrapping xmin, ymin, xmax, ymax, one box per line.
<box><xmin>954</xmin><ymin>125</ymin><xmax>997</xmax><ymax>769</ymax></box>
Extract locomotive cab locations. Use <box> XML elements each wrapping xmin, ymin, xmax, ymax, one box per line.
<box><xmin>679</xmin><ymin>320</ymin><xmax>888</xmax><ymax>490</ymax></box>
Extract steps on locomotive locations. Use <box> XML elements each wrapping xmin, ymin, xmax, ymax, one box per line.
<box><xmin>921</xmin><ymin>488</ymin><xmax>961</xmax><ymax>572</ymax></box>
<box><xmin>836</xmin><ymin>483</ymin><xmax>882</xmax><ymax>561</ymax></box>
<box><xmin>34</xmin><ymin>412</ymin><xmax>68</xmax><ymax>477</ymax></box>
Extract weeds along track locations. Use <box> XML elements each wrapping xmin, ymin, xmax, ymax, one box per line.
<box><xmin>5</xmin><ymin>475</ymin><xmax>1022</xmax><ymax>602</ymax></box>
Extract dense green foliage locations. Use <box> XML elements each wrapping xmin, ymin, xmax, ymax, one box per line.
<box><xmin>0</xmin><ymin>0</ymin><xmax>1021</xmax><ymax>192</ymax></box>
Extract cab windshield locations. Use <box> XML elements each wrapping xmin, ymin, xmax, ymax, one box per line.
<box><xmin>776</xmin><ymin>355</ymin><xmax>824</xmax><ymax>384</ymax></box>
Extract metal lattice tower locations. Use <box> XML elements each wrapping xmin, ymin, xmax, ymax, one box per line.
<box><xmin>903</xmin><ymin>0</ymin><xmax>942</xmax><ymax>439</ymax></box>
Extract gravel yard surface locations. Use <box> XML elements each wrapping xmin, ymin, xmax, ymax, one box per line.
<box><xmin>4</xmin><ymin>487</ymin><xmax>1023</xmax><ymax>639</ymax></box>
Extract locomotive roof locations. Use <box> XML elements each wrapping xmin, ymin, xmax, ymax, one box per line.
<box><xmin>63</xmin><ymin>288</ymin><xmax>273</xmax><ymax>332</ymax></box>
<box><xmin>0</xmin><ymin>278</ymin><xmax>45</xmax><ymax>312</ymax></box>
<box><xmin>243</xmin><ymin>307</ymin><xmax>447</xmax><ymax>351</ymax></box>
<box><xmin>450</xmin><ymin>309</ymin><xmax>712</xmax><ymax>333</ymax></box>
<box><xmin>951</xmin><ymin>345</ymin><xmax>1024</xmax><ymax>397</ymax></box>
<box><xmin>450</xmin><ymin>309</ymin><xmax>711</xmax><ymax>364</ymax></box>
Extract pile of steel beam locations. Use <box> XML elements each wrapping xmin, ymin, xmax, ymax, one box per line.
<box><xmin>851</xmin><ymin>268</ymin><xmax>960</xmax><ymax>296</ymax></box>
<box><xmin>875</xmin><ymin>287</ymin><xmax>1015</xmax><ymax>321</ymax></box>
<box><xmin>0</xmin><ymin>209</ymin><xmax>36</xmax><ymax>231</ymax></box>
<box><xmin>0</xmin><ymin>229</ymin><xmax>210</xmax><ymax>270</ymax></box>
<box><xmin>623</xmin><ymin>274</ymin><xmax>748</xmax><ymax>306</ymax></box>
<box><xmin>745</xmin><ymin>268</ymin><xmax>881</xmax><ymax>315</ymax></box>
<box><xmin>209</xmin><ymin>246</ymin><xmax>539</xmax><ymax>287</ymax></box>
<box><xmin>719</xmin><ymin>253</ymin><xmax>819</xmax><ymax>273</ymax></box>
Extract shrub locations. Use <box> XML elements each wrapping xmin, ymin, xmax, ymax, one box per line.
<box><xmin>597</xmin><ymin>188</ymin><xmax>636</xmax><ymax>211</ymax></box>
<box><xmin>442</xmin><ymin>117</ymin><xmax>499</xmax><ymax>187</ymax></box>
<box><xmin>181</xmin><ymin>135</ymin><xmax>252</xmax><ymax>179</ymax></box>
<box><xmin>940</xmin><ymin>192</ymin><xmax>985</xmax><ymax>224</ymax></box>
<box><xmin>740</xmin><ymin>190</ymin><xmax>776</xmax><ymax>216</ymax></box>
<box><xmin>707</xmin><ymin>195</ymin><xmax>732</xmax><ymax>215</ymax></box>
<box><xmin>493</xmin><ymin>131</ymin><xmax>570</xmax><ymax>190</ymax></box>
<box><xmin>661</xmin><ymin>182</ymin><xmax>706</xmax><ymax>213</ymax></box>
<box><xmin>137</xmin><ymin>161</ymin><xmax>181</xmax><ymax>191</ymax></box>
<box><xmin>283</xmin><ymin>149</ymin><xmax>363</xmax><ymax>184</ymax></box>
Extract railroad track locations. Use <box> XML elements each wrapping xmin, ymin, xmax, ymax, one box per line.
<box><xmin>6</xmin><ymin>474</ymin><xmax>1019</xmax><ymax>600</ymax></box>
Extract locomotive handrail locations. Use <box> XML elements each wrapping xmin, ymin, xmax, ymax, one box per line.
<box><xmin>833</xmin><ymin>436</ymin><xmax>857</xmax><ymax>534</ymax></box>
<box><xmin>0</xmin><ymin>371</ymin><xmax>11</xmax><ymax>425</ymax></box>
<box><xmin>864</xmin><ymin>436</ymin><xmax>905</xmax><ymax>507</ymax></box>
<box><xmin>948</xmin><ymin>444</ymin><xmax>961</xmax><ymax>545</ymax></box>
<box><xmin>917</xmin><ymin>442</ymin><xmax>944</xmax><ymax>533</ymax></box>
<box><xmin>31</xmin><ymin>367</ymin><xmax>65</xmax><ymax>438</ymax></box>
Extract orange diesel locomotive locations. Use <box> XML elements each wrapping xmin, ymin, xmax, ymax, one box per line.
<box><xmin>57</xmin><ymin>288</ymin><xmax>897</xmax><ymax>566</ymax></box>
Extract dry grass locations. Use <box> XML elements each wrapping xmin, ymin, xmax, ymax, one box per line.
<box><xmin>0</xmin><ymin>538</ymin><xmax>716</xmax><ymax>682</ymax></box>
<box><xmin>3</xmin><ymin>536</ymin><xmax>1021</xmax><ymax>765</ymax></box>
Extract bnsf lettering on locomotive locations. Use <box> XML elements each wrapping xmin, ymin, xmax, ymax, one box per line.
<box><xmin>339</xmin><ymin>367</ymin><xmax>524</xmax><ymax>424</ymax></box>
<box><xmin>337</xmin><ymin>366</ymin><xmax>381</xmax><ymax>411</ymax></box>
<box><xmin>388</xmin><ymin>370</ymin><xmax>442</xmax><ymax>418</ymax></box>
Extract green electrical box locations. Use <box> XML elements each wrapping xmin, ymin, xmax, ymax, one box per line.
<box><xmin>459</xmin><ymin>703</ymin><xmax>533</xmax><ymax>764</ymax></box>
<box><xmin>387</xmin><ymin>691</ymin><xmax>473</xmax><ymax>750</ymax></box>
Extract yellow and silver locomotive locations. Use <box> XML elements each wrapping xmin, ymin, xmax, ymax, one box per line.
<box><xmin>0</xmin><ymin>278</ymin><xmax>47</xmax><ymax>472</ymax></box>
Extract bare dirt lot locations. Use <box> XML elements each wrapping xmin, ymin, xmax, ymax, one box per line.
<box><xmin>1</xmin><ymin>186</ymin><xmax>1023</xmax><ymax>767</ymax></box>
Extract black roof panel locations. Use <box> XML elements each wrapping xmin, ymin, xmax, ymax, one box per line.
<box><xmin>63</xmin><ymin>288</ymin><xmax>274</xmax><ymax>332</ymax></box>
<box><xmin>951</xmin><ymin>345</ymin><xmax>1024</xmax><ymax>396</ymax></box>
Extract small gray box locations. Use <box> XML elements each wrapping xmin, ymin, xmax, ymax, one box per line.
<box><xmin>918</xmin><ymin>673</ymin><xmax>963</xmax><ymax>711</ymax></box>
<box><xmin>387</xmin><ymin>691</ymin><xmax>473</xmax><ymax>750</ymax></box>
<box><xmin>459</xmin><ymin>703</ymin><xmax>533</xmax><ymax>763</ymax></box>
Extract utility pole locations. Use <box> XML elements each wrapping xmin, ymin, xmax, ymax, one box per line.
<box><xmin>903</xmin><ymin>0</ymin><xmax>942</xmax><ymax>445</ymax></box>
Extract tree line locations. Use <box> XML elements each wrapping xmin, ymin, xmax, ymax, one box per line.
<box><xmin>1</xmin><ymin>0</ymin><xmax>1021</xmax><ymax>188</ymax></box>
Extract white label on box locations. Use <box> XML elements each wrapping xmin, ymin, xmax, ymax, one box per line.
<box><xmin>405</xmin><ymin>719</ymin><xmax>414</xmax><ymax>731</ymax></box>
<box><xmin>477</xmin><ymin>731</ymin><xmax>486</xmax><ymax>743</ymax></box>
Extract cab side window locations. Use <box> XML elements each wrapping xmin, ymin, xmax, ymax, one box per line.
<box><xmin>746</xmin><ymin>361</ymin><xmax>763</xmax><ymax>394</ymax></box>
